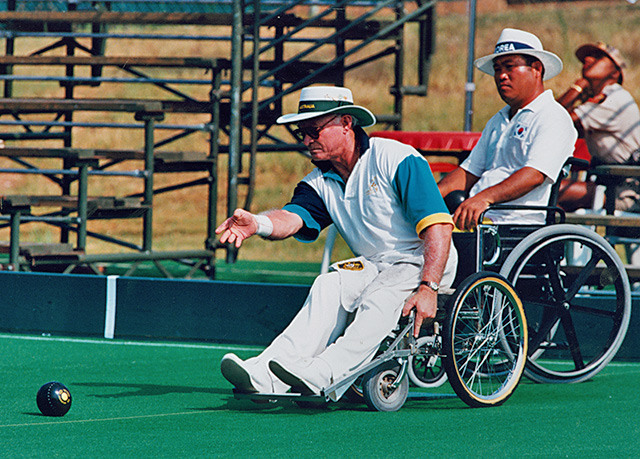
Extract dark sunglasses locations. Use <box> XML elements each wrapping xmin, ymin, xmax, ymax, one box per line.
<box><xmin>292</xmin><ymin>116</ymin><xmax>338</xmax><ymax>143</ymax></box>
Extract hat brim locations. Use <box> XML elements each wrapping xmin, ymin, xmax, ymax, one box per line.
<box><xmin>276</xmin><ymin>105</ymin><xmax>376</xmax><ymax>127</ymax></box>
<box><xmin>474</xmin><ymin>49</ymin><xmax>563</xmax><ymax>81</ymax></box>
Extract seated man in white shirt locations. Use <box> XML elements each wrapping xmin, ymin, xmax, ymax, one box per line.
<box><xmin>439</xmin><ymin>28</ymin><xmax>577</xmax><ymax>230</ymax></box>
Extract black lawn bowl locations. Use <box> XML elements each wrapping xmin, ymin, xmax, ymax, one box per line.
<box><xmin>36</xmin><ymin>381</ymin><xmax>72</xmax><ymax>417</ymax></box>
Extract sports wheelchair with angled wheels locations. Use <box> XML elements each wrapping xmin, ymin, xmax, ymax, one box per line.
<box><xmin>352</xmin><ymin>271</ymin><xmax>528</xmax><ymax>411</ymax></box>
<box><xmin>236</xmin><ymin>158</ymin><xmax>631</xmax><ymax>411</ymax></box>
<box><xmin>237</xmin><ymin>269</ymin><xmax>529</xmax><ymax>412</ymax></box>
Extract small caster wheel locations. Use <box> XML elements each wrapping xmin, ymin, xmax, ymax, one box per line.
<box><xmin>362</xmin><ymin>361</ymin><xmax>409</xmax><ymax>412</ymax></box>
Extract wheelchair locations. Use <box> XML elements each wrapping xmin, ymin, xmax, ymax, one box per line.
<box><xmin>341</xmin><ymin>271</ymin><xmax>528</xmax><ymax>411</ymax></box>
<box><xmin>407</xmin><ymin>157</ymin><xmax>632</xmax><ymax>389</ymax></box>
<box><xmin>236</xmin><ymin>158</ymin><xmax>631</xmax><ymax>411</ymax></box>
<box><xmin>353</xmin><ymin>208</ymin><xmax>631</xmax><ymax>410</ymax></box>
<box><xmin>236</xmin><ymin>270</ymin><xmax>528</xmax><ymax>411</ymax></box>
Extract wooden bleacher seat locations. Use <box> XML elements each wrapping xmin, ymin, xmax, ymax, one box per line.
<box><xmin>564</xmin><ymin>213</ymin><xmax>640</xmax><ymax>228</ymax></box>
<box><xmin>0</xmin><ymin>56</ymin><xmax>336</xmax><ymax>84</ymax></box>
<box><xmin>0</xmin><ymin>98</ymin><xmax>163</xmax><ymax>114</ymax></box>
<box><xmin>0</xmin><ymin>195</ymin><xmax>147</xmax><ymax>219</ymax></box>
<box><xmin>0</xmin><ymin>56</ymin><xmax>220</xmax><ymax>68</ymax></box>
<box><xmin>0</xmin><ymin>242</ymin><xmax>77</xmax><ymax>258</ymax></box>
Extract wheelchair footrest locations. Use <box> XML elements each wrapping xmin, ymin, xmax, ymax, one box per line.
<box><xmin>232</xmin><ymin>389</ymin><xmax>325</xmax><ymax>405</ymax></box>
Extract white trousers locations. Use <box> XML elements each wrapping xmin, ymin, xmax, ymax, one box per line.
<box><xmin>242</xmin><ymin>257</ymin><xmax>422</xmax><ymax>394</ymax></box>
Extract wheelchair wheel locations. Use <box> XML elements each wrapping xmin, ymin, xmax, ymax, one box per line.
<box><xmin>443</xmin><ymin>272</ymin><xmax>527</xmax><ymax>408</ymax></box>
<box><xmin>408</xmin><ymin>336</ymin><xmax>448</xmax><ymax>388</ymax></box>
<box><xmin>500</xmin><ymin>224</ymin><xmax>631</xmax><ymax>384</ymax></box>
<box><xmin>361</xmin><ymin>360</ymin><xmax>409</xmax><ymax>412</ymax></box>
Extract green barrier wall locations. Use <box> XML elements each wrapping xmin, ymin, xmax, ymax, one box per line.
<box><xmin>0</xmin><ymin>271</ymin><xmax>107</xmax><ymax>337</ymax></box>
<box><xmin>114</xmin><ymin>277</ymin><xmax>308</xmax><ymax>344</ymax></box>
<box><xmin>0</xmin><ymin>271</ymin><xmax>309</xmax><ymax>345</ymax></box>
<box><xmin>0</xmin><ymin>271</ymin><xmax>638</xmax><ymax>360</ymax></box>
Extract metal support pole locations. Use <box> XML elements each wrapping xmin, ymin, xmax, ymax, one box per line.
<box><xmin>3</xmin><ymin>36</ymin><xmax>14</xmax><ymax>99</ymax></box>
<box><xmin>203</xmin><ymin>64</ymin><xmax>222</xmax><ymax>279</ymax></box>
<box><xmin>9</xmin><ymin>210</ymin><xmax>21</xmax><ymax>270</ymax></box>
<box><xmin>226</xmin><ymin>0</ymin><xmax>244</xmax><ymax>263</ymax></box>
<box><xmin>243</xmin><ymin>0</ymin><xmax>260</xmax><ymax>212</ymax></box>
<box><xmin>76</xmin><ymin>161</ymin><xmax>89</xmax><ymax>250</ymax></box>
<box><xmin>393</xmin><ymin>0</ymin><xmax>404</xmax><ymax>130</ymax></box>
<box><xmin>463</xmin><ymin>0</ymin><xmax>477</xmax><ymax>132</ymax></box>
<box><xmin>136</xmin><ymin>111</ymin><xmax>164</xmax><ymax>252</ymax></box>
<box><xmin>207</xmin><ymin>66</ymin><xmax>221</xmax><ymax>245</ymax></box>
<box><xmin>3</xmin><ymin>0</ymin><xmax>16</xmax><ymax>98</ymax></box>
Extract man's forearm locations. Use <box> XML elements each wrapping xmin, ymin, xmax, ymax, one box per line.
<box><xmin>557</xmin><ymin>78</ymin><xmax>589</xmax><ymax>110</ymax></box>
<box><xmin>473</xmin><ymin>166</ymin><xmax>546</xmax><ymax>205</ymax></box>
<box><xmin>261</xmin><ymin>209</ymin><xmax>305</xmax><ymax>240</ymax></box>
<box><xmin>419</xmin><ymin>223</ymin><xmax>453</xmax><ymax>285</ymax></box>
<box><xmin>438</xmin><ymin>167</ymin><xmax>479</xmax><ymax>198</ymax></box>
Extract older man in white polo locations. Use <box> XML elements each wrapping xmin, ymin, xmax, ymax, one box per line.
<box><xmin>216</xmin><ymin>86</ymin><xmax>458</xmax><ymax>400</ymax></box>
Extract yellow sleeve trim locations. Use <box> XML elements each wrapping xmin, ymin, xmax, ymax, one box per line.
<box><xmin>415</xmin><ymin>213</ymin><xmax>454</xmax><ymax>236</ymax></box>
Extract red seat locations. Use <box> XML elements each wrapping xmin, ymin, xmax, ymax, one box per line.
<box><xmin>371</xmin><ymin>131</ymin><xmax>591</xmax><ymax>163</ymax></box>
<box><xmin>371</xmin><ymin>131</ymin><xmax>481</xmax><ymax>152</ymax></box>
<box><xmin>429</xmin><ymin>162</ymin><xmax>457</xmax><ymax>173</ymax></box>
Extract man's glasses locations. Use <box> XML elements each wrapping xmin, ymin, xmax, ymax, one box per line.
<box><xmin>292</xmin><ymin>116</ymin><xmax>338</xmax><ymax>143</ymax></box>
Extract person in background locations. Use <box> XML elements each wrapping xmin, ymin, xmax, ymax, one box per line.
<box><xmin>438</xmin><ymin>28</ymin><xmax>577</xmax><ymax>230</ymax></box>
<box><xmin>557</xmin><ymin>42</ymin><xmax>640</xmax><ymax>212</ymax></box>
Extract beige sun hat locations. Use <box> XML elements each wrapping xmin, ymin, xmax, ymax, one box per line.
<box><xmin>276</xmin><ymin>86</ymin><xmax>376</xmax><ymax>127</ymax></box>
<box><xmin>576</xmin><ymin>42</ymin><xmax>626</xmax><ymax>84</ymax></box>
<box><xmin>474</xmin><ymin>28</ymin><xmax>563</xmax><ymax>81</ymax></box>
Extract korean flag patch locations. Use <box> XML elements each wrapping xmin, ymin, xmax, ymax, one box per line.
<box><xmin>513</xmin><ymin>122</ymin><xmax>528</xmax><ymax>140</ymax></box>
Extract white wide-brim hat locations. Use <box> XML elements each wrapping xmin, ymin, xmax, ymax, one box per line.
<box><xmin>276</xmin><ymin>86</ymin><xmax>376</xmax><ymax>127</ymax></box>
<box><xmin>474</xmin><ymin>28</ymin><xmax>563</xmax><ymax>81</ymax></box>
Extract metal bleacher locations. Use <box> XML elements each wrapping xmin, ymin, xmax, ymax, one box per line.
<box><xmin>0</xmin><ymin>0</ymin><xmax>436</xmax><ymax>277</ymax></box>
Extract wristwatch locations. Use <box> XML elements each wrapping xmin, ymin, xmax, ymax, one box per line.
<box><xmin>419</xmin><ymin>280</ymin><xmax>439</xmax><ymax>293</ymax></box>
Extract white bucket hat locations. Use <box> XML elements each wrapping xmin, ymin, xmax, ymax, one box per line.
<box><xmin>276</xmin><ymin>86</ymin><xmax>376</xmax><ymax>127</ymax></box>
<box><xmin>474</xmin><ymin>28</ymin><xmax>563</xmax><ymax>81</ymax></box>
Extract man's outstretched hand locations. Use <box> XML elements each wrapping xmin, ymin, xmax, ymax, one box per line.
<box><xmin>215</xmin><ymin>208</ymin><xmax>257</xmax><ymax>248</ymax></box>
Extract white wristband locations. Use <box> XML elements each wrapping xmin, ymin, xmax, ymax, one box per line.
<box><xmin>254</xmin><ymin>214</ymin><xmax>273</xmax><ymax>238</ymax></box>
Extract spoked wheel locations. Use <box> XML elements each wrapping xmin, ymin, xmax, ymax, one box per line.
<box><xmin>361</xmin><ymin>360</ymin><xmax>409</xmax><ymax>412</ymax></box>
<box><xmin>500</xmin><ymin>225</ymin><xmax>631</xmax><ymax>383</ymax></box>
<box><xmin>443</xmin><ymin>272</ymin><xmax>527</xmax><ymax>408</ymax></box>
<box><xmin>408</xmin><ymin>336</ymin><xmax>448</xmax><ymax>388</ymax></box>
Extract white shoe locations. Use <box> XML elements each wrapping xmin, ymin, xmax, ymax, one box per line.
<box><xmin>220</xmin><ymin>353</ymin><xmax>258</xmax><ymax>393</ymax></box>
<box><xmin>268</xmin><ymin>358</ymin><xmax>331</xmax><ymax>396</ymax></box>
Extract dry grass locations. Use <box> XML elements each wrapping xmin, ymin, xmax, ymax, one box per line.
<box><xmin>1</xmin><ymin>1</ymin><xmax>638</xmax><ymax>264</ymax></box>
